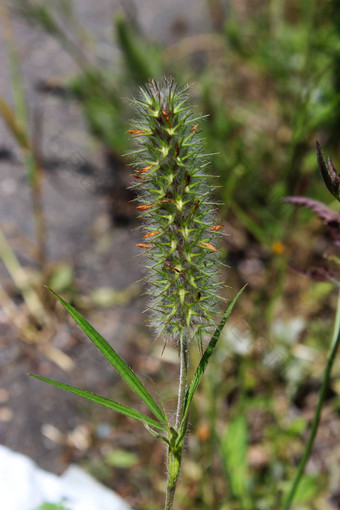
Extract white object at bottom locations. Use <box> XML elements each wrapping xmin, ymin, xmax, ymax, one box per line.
<box><xmin>0</xmin><ymin>445</ymin><xmax>131</xmax><ymax>510</ymax></box>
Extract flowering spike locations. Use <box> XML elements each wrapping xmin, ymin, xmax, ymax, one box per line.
<box><xmin>128</xmin><ymin>77</ymin><xmax>223</xmax><ymax>348</ymax></box>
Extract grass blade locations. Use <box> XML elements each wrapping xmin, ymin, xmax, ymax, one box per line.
<box><xmin>0</xmin><ymin>95</ymin><xmax>30</xmax><ymax>150</ymax></box>
<box><xmin>30</xmin><ymin>374</ymin><xmax>166</xmax><ymax>431</ymax></box>
<box><xmin>49</xmin><ymin>289</ymin><xmax>167</xmax><ymax>426</ymax></box>
<box><xmin>182</xmin><ymin>286</ymin><xmax>246</xmax><ymax>425</ymax></box>
<box><xmin>221</xmin><ymin>414</ymin><xmax>252</xmax><ymax>508</ymax></box>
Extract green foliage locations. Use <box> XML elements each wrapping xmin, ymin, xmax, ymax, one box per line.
<box><xmin>8</xmin><ymin>1</ymin><xmax>340</xmax><ymax>508</ymax></box>
<box><xmin>43</xmin><ymin>289</ymin><xmax>167</xmax><ymax>428</ymax></box>
<box><xmin>198</xmin><ymin>0</ymin><xmax>340</xmax><ymax>248</ymax></box>
<box><xmin>182</xmin><ymin>286</ymin><xmax>246</xmax><ymax>425</ymax></box>
<box><xmin>30</xmin><ymin>372</ymin><xmax>165</xmax><ymax>430</ymax></box>
<box><xmin>35</xmin><ymin>504</ymin><xmax>70</xmax><ymax>510</ymax></box>
<box><xmin>68</xmin><ymin>69</ymin><xmax>127</xmax><ymax>154</ymax></box>
<box><xmin>291</xmin><ymin>474</ymin><xmax>320</xmax><ymax>504</ymax></box>
<box><xmin>104</xmin><ymin>448</ymin><xmax>139</xmax><ymax>469</ymax></box>
<box><xmin>221</xmin><ymin>414</ymin><xmax>251</xmax><ymax>508</ymax></box>
<box><xmin>115</xmin><ymin>15</ymin><xmax>162</xmax><ymax>84</ymax></box>
<box><xmin>48</xmin><ymin>265</ymin><xmax>74</xmax><ymax>294</ymax></box>
<box><xmin>27</xmin><ymin>80</ymin><xmax>245</xmax><ymax>510</ymax></box>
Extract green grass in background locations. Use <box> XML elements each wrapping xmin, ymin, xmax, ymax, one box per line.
<box><xmin>3</xmin><ymin>1</ymin><xmax>340</xmax><ymax>508</ymax></box>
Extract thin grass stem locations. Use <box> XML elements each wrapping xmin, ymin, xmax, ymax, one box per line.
<box><xmin>175</xmin><ymin>337</ymin><xmax>189</xmax><ymax>429</ymax></box>
<box><xmin>165</xmin><ymin>336</ymin><xmax>189</xmax><ymax>509</ymax></box>
<box><xmin>0</xmin><ymin>3</ymin><xmax>47</xmax><ymax>269</ymax></box>
<box><xmin>283</xmin><ymin>288</ymin><xmax>340</xmax><ymax>510</ymax></box>
<box><xmin>165</xmin><ymin>486</ymin><xmax>175</xmax><ymax>510</ymax></box>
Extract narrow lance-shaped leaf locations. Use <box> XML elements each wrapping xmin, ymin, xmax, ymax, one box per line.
<box><xmin>48</xmin><ymin>289</ymin><xmax>167</xmax><ymax>426</ymax></box>
<box><xmin>181</xmin><ymin>286</ymin><xmax>246</xmax><ymax>427</ymax></box>
<box><xmin>221</xmin><ymin>414</ymin><xmax>251</xmax><ymax>503</ymax></box>
<box><xmin>30</xmin><ymin>374</ymin><xmax>166</xmax><ymax>431</ymax></box>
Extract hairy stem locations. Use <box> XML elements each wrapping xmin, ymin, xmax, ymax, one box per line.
<box><xmin>283</xmin><ymin>289</ymin><xmax>340</xmax><ymax>510</ymax></box>
<box><xmin>176</xmin><ymin>337</ymin><xmax>189</xmax><ymax>429</ymax></box>
<box><xmin>165</xmin><ymin>336</ymin><xmax>189</xmax><ymax>510</ymax></box>
<box><xmin>165</xmin><ymin>485</ymin><xmax>175</xmax><ymax>510</ymax></box>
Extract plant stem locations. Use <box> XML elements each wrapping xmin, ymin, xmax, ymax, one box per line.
<box><xmin>165</xmin><ymin>485</ymin><xmax>176</xmax><ymax>510</ymax></box>
<box><xmin>30</xmin><ymin>160</ymin><xmax>47</xmax><ymax>269</ymax></box>
<box><xmin>283</xmin><ymin>289</ymin><xmax>340</xmax><ymax>510</ymax></box>
<box><xmin>175</xmin><ymin>337</ymin><xmax>189</xmax><ymax>429</ymax></box>
<box><xmin>165</xmin><ymin>336</ymin><xmax>189</xmax><ymax>510</ymax></box>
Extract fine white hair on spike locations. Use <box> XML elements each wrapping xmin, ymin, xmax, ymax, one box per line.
<box><xmin>128</xmin><ymin>77</ymin><xmax>224</xmax><ymax>351</ymax></box>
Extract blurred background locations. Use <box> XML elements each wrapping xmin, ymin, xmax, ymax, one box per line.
<box><xmin>0</xmin><ymin>0</ymin><xmax>340</xmax><ymax>508</ymax></box>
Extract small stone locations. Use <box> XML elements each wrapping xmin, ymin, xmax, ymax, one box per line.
<box><xmin>0</xmin><ymin>407</ymin><xmax>13</xmax><ymax>422</ymax></box>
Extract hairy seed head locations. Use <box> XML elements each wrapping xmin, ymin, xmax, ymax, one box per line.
<box><xmin>128</xmin><ymin>77</ymin><xmax>223</xmax><ymax>349</ymax></box>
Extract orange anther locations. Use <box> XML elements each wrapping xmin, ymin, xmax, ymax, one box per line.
<box><xmin>210</xmin><ymin>225</ymin><xmax>223</xmax><ymax>231</ymax></box>
<box><xmin>199</xmin><ymin>242</ymin><xmax>217</xmax><ymax>252</ymax></box>
<box><xmin>127</xmin><ymin>129</ymin><xmax>148</xmax><ymax>134</ymax></box>
<box><xmin>136</xmin><ymin>243</ymin><xmax>152</xmax><ymax>249</ymax></box>
<box><xmin>162</xmin><ymin>109</ymin><xmax>170</xmax><ymax>121</ymax></box>
<box><xmin>136</xmin><ymin>204</ymin><xmax>154</xmax><ymax>210</ymax></box>
<box><xmin>138</xmin><ymin>165</ymin><xmax>154</xmax><ymax>174</ymax></box>
<box><xmin>191</xmin><ymin>124</ymin><xmax>198</xmax><ymax>133</ymax></box>
<box><xmin>143</xmin><ymin>231</ymin><xmax>161</xmax><ymax>238</ymax></box>
<box><xmin>131</xmin><ymin>174</ymin><xmax>146</xmax><ymax>180</ymax></box>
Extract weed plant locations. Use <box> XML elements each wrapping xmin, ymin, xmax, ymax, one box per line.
<box><xmin>4</xmin><ymin>0</ymin><xmax>340</xmax><ymax>507</ymax></box>
<box><xmin>30</xmin><ymin>78</ymin><xmax>340</xmax><ymax>510</ymax></box>
<box><xmin>30</xmin><ymin>77</ymin><xmax>244</xmax><ymax>509</ymax></box>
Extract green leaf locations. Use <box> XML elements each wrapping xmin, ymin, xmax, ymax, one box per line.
<box><xmin>104</xmin><ymin>448</ymin><xmax>139</xmax><ymax>468</ymax></box>
<box><xmin>293</xmin><ymin>474</ymin><xmax>319</xmax><ymax>504</ymax></box>
<box><xmin>30</xmin><ymin>374</ymin><xmax>166</xmax><ymax>431</ymax></box>
<box><xmin>221</xmin><ymin>414</ymin><xmax>250</xmax><ymax>502</ymax></box>
<box><xmin>48</xmin><ymin>289</ymin><xmax>167</xmax><ymax>426</ymax></box>
<box><xmin>34</xmin><ymin>504</ymin><xmax>71</xmax><ymax>510</ymax></box>
<box><xmin>48</xmin><ymin>264</ymin><xmax>74</xmax><ymax>293</ymax></box>
<box><xmin>181</xmin><ymin>286</ymin><xmax>246</xmax><ymax>426</ymax></box>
